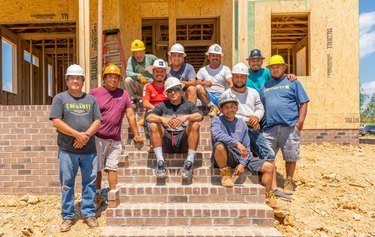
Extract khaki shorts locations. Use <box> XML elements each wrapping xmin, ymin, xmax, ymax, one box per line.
<box><xmin>263</xmin><ymin>125</ymin><xmax>301</xmax><ymax>162</ymax></box>
<box><xmin>95</xmin><ymin>136</ymin><xmax>122</xmax><ymax>171</ymax></box>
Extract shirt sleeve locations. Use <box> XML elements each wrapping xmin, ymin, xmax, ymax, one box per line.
<box><xmin>294</xmin><ymin>81</ymin><xmax>310</xmax><ymax>105</ymax></box>
<box><xmin>187</xmin><ymin>64</ymin><xmax>197</xmax><ymax>80</ymax></box>
<box><xmin>142</xmin><ymin>83</ymin><xmax>151</xmax><ymax>101</ymax></box>
<box><xmin>49</xmin><ymin>94</ymin><xmax>63</xmax><ymax>120</ymax></box>
<box><xmin>187</xmin><ymin>102</ymin><xmax>204</xmax><ymax>120</ymax></box>
<box><xmin>196</xmin><ymin>68</ymin><xmax>204</xmax><ymax>80</ymax></box>
<box><xmin>224</xmin><ymin>66</ymin><xmax>233</xmax><ymax>79</ymax></box>
<box><xmin>253</xmin><ymin>90</ymin><xmax>265</xmax><ymax>120</ymax></box>
<box><xmin>126</xmin><ymin>57</ymin><xmax>141</xmax><ymax>81</ymax></box>
<box><xmin>92</xmin><ymin>99</ymin><xmax>102</xmax><ymax>121</ymax></box>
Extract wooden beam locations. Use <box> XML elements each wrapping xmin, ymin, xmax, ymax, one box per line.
<box><xmin>18</xmin><ymin>32</ymin><xmax>75</xmax><ymax>40</ymax></box>
<box><xmin>97</xmin><ymin>0</ymin><xmax>103</xmax><ymax>87</ymax></box>
<box><xmin>84</xmin><ymin>0</ymin><xmax>90</xmax><ymax>92</ymax></box>
<box><xmin>42</xmin><ymin>40</ymin><xmax>46</xmax><ymax>104</ymax></box>
<box><xmin>168</xmin><ymin>0</ymin><xmax>176</xmax><ymax>46</ymax></box>
<box><xmin>29</xmin><ymin>40</ymin><xmax>33</xmax><ymax>105</ymax></box>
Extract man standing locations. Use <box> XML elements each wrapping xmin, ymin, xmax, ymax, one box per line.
<box><xmin>196</xmin><ymin>44</ymin><xmax>232</xmax><ymax>117</ymax></box>
<box><xmin>49</xmin><ymin>64</ymin><xmax>102</xmax><ymax>232</ymax></box>
<box><xmin>225</xmin><ymin>62</ymin><xmax>290</xmax><ymax>199</ymax></box>
<box><xmin>124</xmin><ymin>39</ymin><xmax>157</xmax><ymax>101</ymax></box>
<box><xmin>259</xmin><ymin>55</ymin><xmax>309</xmax><ymax>195</ymax></box>
<box><xmin>89</xmin><ymin>64</ymin><xmax>144</xmax><ymax>205</ymax></box>
<box><xmin>167</xmin><ymin>43</ymin><xmax>197</xmax><ymax>104</ymax></box>
<box><xmin>146</xmin><ymin>77</ymin><xmax>203</xmax><ymax>179</ymax></box>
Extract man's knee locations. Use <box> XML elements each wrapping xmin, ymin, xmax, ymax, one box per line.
<box><xmin>188</xmin><ymin>121</ymin><xmax>200</xmax><ymax>131</ymax></box>
<box><xmin>196</xmin><ymin>84</ymin><xmax>205</xmax><ymax>94</ymax></box>
<box><xmin>260</xmin><ymin>161</ymin><xmax>274</xmax><ymax>174</ymax></box>
<box><xmin>186</xmin><ymin>86</ymin><xmax>197</xmax><ymax>95</ymax></box>
<box><xmin>215</xmin><ymin>143</ymin><xmax>226</xmax><ymax>153</ymax></box>
<box><xmin>149</xmin><ymin>122</ymin><xmax>160</xmax><ymax>133</ymax></box>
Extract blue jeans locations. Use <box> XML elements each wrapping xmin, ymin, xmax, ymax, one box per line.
<box><xmin>248</xmin><ymin>128</ymin><xmax>275</xmax><ymax>161</ymax></box>
<box><xmin>59</xmin><ymin>149</ymin><xmax>97</xmax><ymax>219</ymax></box>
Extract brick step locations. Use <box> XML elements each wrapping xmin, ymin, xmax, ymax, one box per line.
<box><xmin>100</xmin><ymin>226</ymin><xmax>283</xmax><ymax>237</ymax></box>
<box><xmin>105</xmin><ymin>203</ymin><xmax>274</xmax><ymax>227</ymax></box>
<box><xmin>120</xmin><ymin>139</ymin><xmax>213</xmax><ymax>151</ymax></box>
<box><xmin>120</xmin><ymin>152</ymin><xmax>212</xmax><ymax>165</ymax></box>
<box><xmin>117</xmin><ymin>167</ymin><xmax>260</xmax><ymax>184</ymax></box>
<box><xmin>117</xmin><ymin>182</ymin><xmax>266</xmax><ymax>204</ymax></box>
<box><xmin>121</xmin><ymin>116</ymin><xmax>214</xmax><ymax>128</ymax></box>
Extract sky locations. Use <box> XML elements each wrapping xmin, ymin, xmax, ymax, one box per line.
<box><xmin>360</xmin><ymin>0</ymin><xmax>375</xmax><ymax>95</ymax></box>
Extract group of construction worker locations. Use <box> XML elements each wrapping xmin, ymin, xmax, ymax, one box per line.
<box><xmin>49</xmin><ymin>38</ymin><xmax>309</xmax><ymax>232</ymax></box>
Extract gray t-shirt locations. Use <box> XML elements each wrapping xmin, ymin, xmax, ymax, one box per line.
<box><xmin>49</xmin><ymin>91</ymin><xmax>102</xmax><ymax>154</ymax></box>
<box><xmin>167</xmin><ymin>63</ymin><xmax>196</xmax><ymax>81</ymax></box>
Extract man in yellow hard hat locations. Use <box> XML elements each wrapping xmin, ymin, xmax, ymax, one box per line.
<box><xmin>259</xmin><ymin>55</ymin><xmax>309</xmax><ymax>196</ymax></box>
<box><xmin>89</xmin><ymin>64</ymin><xmax>144</xmax><ymax>208</ymax></box>
<box><xmin>124</xmin><ymin>39</ymin><xmax>157</xmax><ymax>104</ymax></box>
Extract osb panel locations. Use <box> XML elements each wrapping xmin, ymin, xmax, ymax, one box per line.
<box><xmin>0</xmin><ymin>0</ymin><xmax>75</xmax><ymax>23</ymax></box>
<box><xmin>252</xmin><ymin>0</ymin><xmax>359</xmax><ymax>129</ymax></box>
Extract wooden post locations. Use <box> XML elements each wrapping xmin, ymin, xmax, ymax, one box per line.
<box><xmin>29</xmin><ymin>40</ymin><xmax>33</xmax><ymax>105</ymax></box>
<box><xmin>84</xmin><ymin>0</ymin><xmax>90</xmax><ymax>92</ymax></box>
<box><xmin>42</xmin><ymin>40</ymin><xmax>46</xmax><ymax>104</ymax></box>
<box><xmin>168</xmin><ymin>0</ymin><xmax>176</xmax><ymax>47</ymax></box>
<box><xmin>238</xmin><ymin>0</ymin><xmax>248</xmax><ymax>62</ymax></box>
<box><xmin>97</xmin><ymin>0</ymin><xmax>103</xmax><ymax>87</ymax></box>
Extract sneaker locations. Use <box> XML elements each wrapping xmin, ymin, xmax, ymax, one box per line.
<box><xmin>156</xmin><ymin>160</ymin><xmax>167</xmax><ymax>178</ymax></box>
<box><xmin>94</xmin><ymin>193</ymin><xmax>102</xmax><ymax>209</ymax></box>
<box><xmin>60</xmin><ymin>219</ymin><xmax>73</xmax><ymax>232</ymax></box>
<box><xmin>84</xmin><ymin>216</ymin><xmax>98</xmax><ymax>228</ymax></box>
<box><xmin>272</xmin><ymin>189</ymin><xmax>292</xmax><ymax>201</ymax></box>
<box><xmin>208</xmin><ymin>105</ymin><xmax>220</xmax><ymax>118</ymax></box>
<box><xmin>284</xmin><ymin>179</ymin><xmax>296</xmax><ymax>195</ymax></box>
<box><xmin>266</xmin><ymin>191</ymin><xmax>286</xmax><ymax>210</ymax></box>
<box><xmin>182</xmin><ymin>160</ymin><xmax>193</xmax><ymax>180</ymax></box>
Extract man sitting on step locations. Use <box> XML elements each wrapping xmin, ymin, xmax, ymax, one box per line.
<box><xmin>146</xmin><ymin>77</ymin><xmax>203</xmax><ymax>179</ymax></box>
<box><xmin>211</xmin><ymin>91</ymin><xmax>283</xmax><ymax>209</ymax></box>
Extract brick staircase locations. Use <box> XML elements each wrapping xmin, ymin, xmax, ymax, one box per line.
<box><xmin>100</xmin><ymin>109</ymin><xmax>282</xmax><ymax>237</ymax></box>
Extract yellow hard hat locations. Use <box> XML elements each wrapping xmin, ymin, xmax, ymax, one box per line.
<box><xmin>267</xmin><ymin>55</ymin><xmax>286</xmax><ymax>67</ymax></box>
<box><xmin>103</xmin><ymin>64</ymin><xmax>122</xmax><ymax>79</ymax></box>
<box><xmin>130</xmin><ymin>39</ymin><xmax>145</xmax><ymax>52</ymax></box>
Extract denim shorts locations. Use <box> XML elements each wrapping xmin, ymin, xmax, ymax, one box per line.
<box><xmin>95</xmin><ymin>136</ymin><xmax>122</xmax><ymax>171</ymax></box>
<box><xmin>207</xmin><ymin>92</ymin><xmax>221</xmax><ymax>106</ymax></box>
<box><xmin>263</xmin><ymin>125</ymin><xmax>301</xmax><ymax>162</ymax></box>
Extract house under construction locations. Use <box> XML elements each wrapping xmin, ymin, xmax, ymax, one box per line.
<box><xmin>0</xmin><ymin>0</ymin><xmax>359</xmax><ymax>144</ymax></box>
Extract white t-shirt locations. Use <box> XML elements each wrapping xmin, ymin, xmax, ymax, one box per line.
<box><xmin>197</xmin><ymin>65</ymin><xmax>232</xmax><ymax>93</ymax></box>
<box><xmin>227</xmin><ymin>88</ymin><xmax>264</xmax><ymax>122</ymax></box>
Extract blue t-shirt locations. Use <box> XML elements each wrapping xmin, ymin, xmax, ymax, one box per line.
<box><xmin>167</xmin><ymin>63</ymin><xmax>196</xmax><ymax>81</ymax></box>
<box><xmin>259</xmin><ymin>76</ymin><xmax>309</xmax><ymax>129</ymax></box>
<box><xmin>245</xmin><ymin>68</ymin><xmax>271</xmax><ymax>91</ymax></box>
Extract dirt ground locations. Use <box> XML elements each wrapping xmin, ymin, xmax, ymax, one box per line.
<box><xmin>0</xmin><ymin>143</ymin><xmax>374</xmax><ymax>237</ymax></box>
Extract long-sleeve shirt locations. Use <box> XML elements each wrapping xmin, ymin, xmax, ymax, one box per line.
<box><xmin>211</xmin><ymin>115</ymin><xmax>252</xmax><ymax>167</ymax></box>
<box><xmin>126</xmin><ymin>54</ymin><xmax>157</xmax><ymax>83</ymax></box>
<box><xmin>226</xmin><ymin>88</ymin><xmax>264</xmax><ymax>123</ymax></box>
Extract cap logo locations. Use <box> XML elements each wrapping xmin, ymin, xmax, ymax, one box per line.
<box><xmin>214</xmin><ymin>46</ymin><xmax>220</xmax><ymax>52</ymax></box>
<box><xmin>135</xmin><ymin>43</ymin><xmax>138</xmax><ymax>46</ymax></box>
<box><xmin>158</xmin><ymin>61</ymin><xmax>164</xmax><ymax>66</ymax></box>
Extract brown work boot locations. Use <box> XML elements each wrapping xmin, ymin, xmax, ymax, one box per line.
<box><xmin>208</xmin><ymin>105</ymin><xmax>220</xmax><ymax>118</ymax></box>
<box><xmin>60</xmin><ymin>219</ymin><xmax>73</xmax><ymax>232</ymax></box>
<box><xmin>266</xmin><ymin>191</ymin><xmax>286</xmax><ymax>210</ymax></box>
<box><xmin>84</xmin><ymin>216</ymin><xmax>98</xmax><ymax>228</ymax></box>
<box><xmin>219</xmin><ymin>166</ymin><xmax>234</xmax><ymax>187</ymax></box>
<box><xmin>283</xmin><ymin>179</ymin><xmax>296</xmax><ymax>195</ymax></box>
<box><xmin>94</xmin><ymin>193</ymin><xmax>102</xmax><ymax>209</ymax></box>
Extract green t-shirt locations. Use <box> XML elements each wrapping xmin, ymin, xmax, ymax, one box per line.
<box><xmin>245</xmin><ymin>68</ymin><xmax>271</xmax><ymax>91</ymax></box>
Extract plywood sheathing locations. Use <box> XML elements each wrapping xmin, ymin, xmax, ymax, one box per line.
<box><xmin>252</xmin><ymin>0</ymin><xmax>358</xmax><ymax>129</ymax></box>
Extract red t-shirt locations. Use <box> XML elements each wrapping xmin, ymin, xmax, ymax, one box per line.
<box><xmin>89</xmin><ymin>86</ymin><xmax>132</xmax><ymax>141</ymax></box>
<box><xmin>142</xmin><ymin>82</ymin><xmax>168</xmax><ymax>111</ymax></box>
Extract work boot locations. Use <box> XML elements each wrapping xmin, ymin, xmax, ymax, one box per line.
<box><xmin>60</xmin><ymin>219</ymin><xmax>73</xmax><ymax>232</ymax></box>
<box><xmin>208</xmin><ymin>105</ymin><xmax>220</xmax><ymax>118</ymax></box>
<box><xmin>156</xmin><ymin>160</ymin><xmax>167</xmax><ymax>178</ymax></box>
<box><xmin>219</xmin><ymin>166</ymin><xmax>234</xmax><ymax>187</ymax></box>
<box><xmin>136</xmin><ymin>112</ymin><xmax>145</xmax><ymax>127</ymax></box>
<box><xmin>182</xmin><ymin>160</ymin><xmax>193</xmax><ymax>180</ymax></box>
<box><xmin>283</xmin><ymin>179</ymin><xmax>296</xmax><ymax>195</ymax></box>
<box><xmin>84</xmin><ymin>216</ymin><xmax>98</xmax><ymax>228</ymax></box>
<box><xmin>94</xmin><ymin>193</ymin><xmax>102</xmax><ymax>209</ymax></box>
<box><xmin>266</xmin><ymin>191</ymin><xmax>286</xmax><ymax>210</ymax></box>
<box><xmin>272</xmin><ymin>189</ymin><xmax>292</xmax><ymax>201</ymax></box>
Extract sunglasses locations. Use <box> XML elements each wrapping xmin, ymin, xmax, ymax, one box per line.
<box><xmin>166</xmin><ymin>87</ymin><xmax>182</xmax><ymax>93</ymax></box>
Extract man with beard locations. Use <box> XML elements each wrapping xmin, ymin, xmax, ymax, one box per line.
<box><xmin>223</xmin><ymin>62</ymin><xmax>291</xmax><ymax>200</ymax></box>
<box><xmin>196</xmin><ymin>44</ymin><xmax>232</xmax><ymax>117</ymax></box>
<box><xmin>167</xmin><ymin>43</ymin><xmax>197</xmax><ymax>104</ymax></box>
<box><xmin>259</xmin><ymin>55</ymin><xmax>309</xmax><ymax>195</ymax></box>
<box><xmin>89</xmin><ymin>64</ymin><xmax>144</xmax><ymax>206</ymax></box>
<box><xmin>124</xmin><ymin>39</ymin><xmax>157</xmax><ymax>102</ymax></box>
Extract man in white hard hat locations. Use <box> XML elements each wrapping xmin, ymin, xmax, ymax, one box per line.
<box><xmin>145</xmin><ymin>77</ymin><xmax>203</xmax><ymax>179</ymax></box>
<box><xmin>211</xmin><ymin>91</ymin><xmax>284</xmax><ymax>210</ymax></box>
<box><xmin>167</xmin><ymin>43</ymin><xmax>197</xmax><ymax>104</ymax></box>
<box><xmin>225</xmin><ymin>62</ymin><xmax>291</xmax><ymax>200</ymax></box>
<box><xmin>125</xmin><ymin>39</ymin><xmax>157</xmax><ymax>103</ymax></box>
<box><xmin>89</xmin><ymin>64</ymin><xmax>144</xmax><ymax>208</ymax></box>
<box><xmin>139</xmin><ymin>59</ymin><xmax>170</xmax><ymax>127</ymax></box>
<box><xmin>49</xmin><ymin>64</ymin><xmax>102</xmax><ymax>232</ymax></box>
<box><xmin>196</xmin><ymin>44</ymin><xmax>232</xmax><ymax>117</ymax></box>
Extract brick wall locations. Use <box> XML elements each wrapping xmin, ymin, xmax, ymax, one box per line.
<box><xmin>0</xmin><ymin>105</ymin><xmax>359</xmax><ymax>195</ymax></box>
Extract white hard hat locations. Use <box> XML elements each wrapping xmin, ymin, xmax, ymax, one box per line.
<box><xmin>218</xmin><ymin>91</ymin><xmax>238</xmax><ymax>109</ymax></box>
<box><xmin>206</xmin><ymin>44</ymin><xmax>223</xmax><ymax>55</ymax></box>
<box><xmin>147</xmin><ymin>59</ymin><xmax>171</xmax><ymax>74</ymax></box>
<box><xmin>65</xmin><ymin>64</ymin><xmax>85</xmax><ymax>79</ymax></box>
<box><xmin>164</xmin><ymin>77</ymin><xmax>182</xmax><ymax>95</ymax></box>
<box><xmin>168</xmin><ymin>43</ymin><xmax>186</xmax><ymax>56</ymax></box>
<box><xmin>232</xmin><ymin>62</ymin><xmax>249</xmax><ymax>76</ymax></box>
